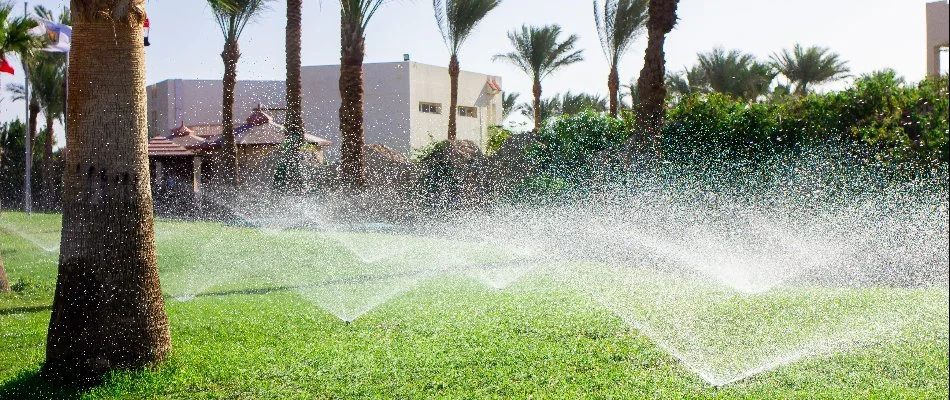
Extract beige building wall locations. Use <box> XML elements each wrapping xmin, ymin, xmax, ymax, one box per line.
<box><xmin>300</xmin><ymin>62</ymin><xmax>413</xmax><ymax>158</ymax></box>
<box><xmin>927</xmin><ymin>1</ymin><xmax>950</xmax><ymax>76</ymax></box>
<box><xmin>147</xmin><ymin>79</ymin><xmax>285</xmax><ymax>138</ymax></box>
<box><xmin>408</xmin><ymin>62</ymin><xmax>503</xmax><ymax>151</ymax></box>
<box><xmin>146</xmin><ymin>61</ymin><xmax>502</xmax><ymax>159</ymax></box>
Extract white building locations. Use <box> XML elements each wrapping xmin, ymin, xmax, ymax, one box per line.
<box><xmin>147</xmin><ymin>61</ymin><xmax>504</xmax><ymax>159</ymax></box>
<box><xmin>926</xmin><ymin>1</ymin><xmax>949</xmax><ymax>77</ymax></box>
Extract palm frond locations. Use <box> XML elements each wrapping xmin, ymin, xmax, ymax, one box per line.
<box><xmin>493</xmin><ymin>24</ymin><xmax>584</xmax><ymax>81</ymax></box>
<box><xmin>594</xmin><ymin>0</ymin><xmax>647</xmax><ymax>67</ymax></box>
<box><xmin>434</xmin><ymin>0</ymin><xmax>501</xmax><ymax>56</ymax></box>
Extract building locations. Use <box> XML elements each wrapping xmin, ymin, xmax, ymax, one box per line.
<box><xmin>926</xmin><ymin>1</ymin><xmax>949</xmax><ymax>77</ymax></box>
<box><xmin>147</xmin><ymin>108</ymin><xmax>331</xmax><ymax>206</ymax></box>
<box><xmin>147</xmin><ymin>61</ymin><xmax>504</xmax><ymax>159</ymax></box>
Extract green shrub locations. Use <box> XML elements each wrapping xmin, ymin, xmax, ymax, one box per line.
<box><xmin>530</xmin><ymin>111</ymin><xmax>632</xmax><ymax>178</ymax></box>
<box><xmin>486</xmin><ymin>125</ymin><xmax>512</xmax><ymax>155</ymax></box>
<box><xmin>663</xmin><ymin>72</ymin><xmax>949</xmax><ymax>164</ymax></box>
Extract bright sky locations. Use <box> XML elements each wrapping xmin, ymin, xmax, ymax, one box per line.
<box><xmin>1</xmin><ymin>0</ymin><xmax>946</xmax><ymax>143</ymax></box>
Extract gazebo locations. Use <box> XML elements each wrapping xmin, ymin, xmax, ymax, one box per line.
<box><xmin>147</xmin><ymin>122</ymin><xmax>206</xmax><ymax>209</ymax></box>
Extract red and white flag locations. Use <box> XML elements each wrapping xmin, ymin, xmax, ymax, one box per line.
<box><xmin>0</xmin><ymin>56</ymin><xmax>14</xmax><ymax>75</ymax></box>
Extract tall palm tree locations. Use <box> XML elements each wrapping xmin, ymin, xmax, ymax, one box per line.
<box><xmin>0</xmin><ymin>1</ymin><xmax>40</xmax><ymax>115</ymax></box>
<box><xmin>10</xmin><ymin>54</ymin><xmax>65</xmax><ymax>211</ymax></box>
<box><xmin>0</xmin><ymin>201</ymin><xmax>7</xmax><ymax>292</ymax></box>
<box><xmin>43</xmin><ymin>0</ymin><xmax>171</xmax><ymax>384</ymax></box>
<box><xmin>208</xmin><ymin>0</ymin><xmax>271</xmax><ymax>186</ymax></box>
<box><xmin>696</xmin><ymin>47</ymin><xmax>775</xmax><ymax>100</ymax></box>
<box><xmin>434</xmin><ymin>0</ymin><xmax>501</xmax><ymax>141</ymax></box>
<box><xmin>4</xmin><ymin>83</ymin><xmax>39</xmax><ymax>168</ymax></box>
<box><xmin>493</xmin><ymin>25</ymin><xmax>584</xmax><ymax>131</ymax></box>
<box><xmin>771</xmin><ymin>44</ymin><xmax>849</xmax><ymax>95</ymax></box>
<box><xmin>31</xmin><ymin>6</ymin><xmax>69</xmax><ymax>210</ymax></box>
<box><xmin>339</xmin><ymin>0</ymin><xmax>386</xmax><ymax>189</ymax></box>
<box><xmin>594</xmin><ymin>0</ymin><xmax>647</xmax><ymax>117</ymax></box>
<box><xmin>1</xmin><ymin>3</ymin><xmax>40</xmax><ymax>212</ymax></box>
<box><xmin>275</xmin><ymin>0</ymin><xmax>304</xmax><ymax>193</ymax></box>
<box><xmin>0</xmin><ymin>246</ymin><xmax>7</xmax><ymax>292</ymax></box>
<box><xmin>634</xmin><ymin>0</ymin><xmax>678</xmax><ymax>152</ymax></box>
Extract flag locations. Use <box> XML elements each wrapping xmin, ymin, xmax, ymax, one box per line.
<box><xmin>0</xmin><ymin>57</ymin><xmax>14</xmax><ymax>75</ymax></box>
<box><xmin>29</xmin><ymin>17</ymin><xmax>71</xmax><ymax>53</ymax></box>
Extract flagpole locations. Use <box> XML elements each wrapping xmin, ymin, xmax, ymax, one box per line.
<box><xmin>23</xmin><ymin>1</ymin><xmax>31</xmax><ymax>215</ymax></box>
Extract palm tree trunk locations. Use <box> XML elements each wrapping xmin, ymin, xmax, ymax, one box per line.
<box><xmin>634</xmin><ymin>0</ymin><xmax>679</xmax><ymax>154</ymax></box>
<box><xmin>608</xmin><ymin>66</ymin><xmax>620</xmax><ymax>117</ymax></box>
<box><xmin>277</xmin><ymin>0</ymin><xmax>304</xmax><ymax>193</ymax></box>
<box><xmin>220</xmin><ymin>39</ymin><xmax>240</xmax><ymax>186</ymax></box>
<box><xmin>0</xmin><ymin>250</ymin><xmax>9</xmax><ymax>292</ymax></box>
<box><xmin>532</xmin><ymin>77</ymin><xmax>542</xmax><ymax>131</ymax></box>
<box><xmin>42</xmin><ymin>114</ymin><xmax>56</xmax><ymax>211</ymax></box>
<box><xmin>29</xmin><ymin>99</ymin><xmax>40</xmax><ymax>151</ymax></box>
<box><xmin>43</xmin><ymin>2</ymin><xmax>171</xmax><ymax>384</ymax></box>
<box><xmin>447</xmin><ymin>54</ymin><xmax>460</xmax><ymax>141</ymax></box>
<box><xmin>338</xmin><ymin>14</ymin><xmax>366</xmax><ymax>189</ymax></box>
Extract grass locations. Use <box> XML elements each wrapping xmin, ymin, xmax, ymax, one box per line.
<box><xmin>1</xmin><ymin>212</ymin><xmax>947</xmax><ymax>399</ymax></box>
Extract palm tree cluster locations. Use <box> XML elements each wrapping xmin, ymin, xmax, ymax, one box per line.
<box><xmin>519</xmin><ymin>91</ymin><xmax>609</xmax><ymax>121</ymax></box>
<box><xmin>667</xmin><ymin>44</ymin><xmax>850</xmax><ymax>101</ymax></box>
<box><xmin>2</xmin><ymin>5</ymin><xmax>69</xmax><ymax>214</ymax></box>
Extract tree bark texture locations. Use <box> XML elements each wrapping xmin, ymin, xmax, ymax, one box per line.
<box><xmin>29</xmin><ymin>99</ymin><xmax>40</xmax><ymax>152</ymax></box>
<box><xmin>42</xmin><ymin>113</ymin><xmax>57</xmax><ymax>210</ymax></box>
<box><xmin>277</xmin><ymin>0</ymin><xmax>304</xmax><ymax>192</ymax></box>
<box><xmin>447</xmin><ymin>55</ymin><xmax>460</xmax><ymax>141</ymax></box>
<box><xmin>634</xmin><ymin>0</ymin><xmax>679</xmax><ymax>154</ymax></box>
<box><xmin>0</xmin><ymin>249</ymin><xmax>9</xmax><ymax>292</ymax></box>
<box><xmin>220</xmin><ymin>40</ymin><xmax>240</xmax><ymax>186</ymax></box>
<box><xmin>532</xmin><ymin>78</ymin><xmax>542</xmax><ymax>131</ymax></box>
<box><xmin>43</xmin><ymin>1</ymin><xmax>171</xmax><ymax>384</ymax></box>
<box><xmin>338</xmin><ymin>14</ymin><xmax>367</xmax><ymax>189</ymax></box>
<box><xmin>608</xmin><ymin>66</ymin><xmax>620</xmax><ymax>117</ymax></box>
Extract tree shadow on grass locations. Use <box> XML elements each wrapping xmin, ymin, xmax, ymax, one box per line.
<box><xmin>0</xmin><ymin>370</ymin><xmax>86</xmax><ymax>400</ymax></box>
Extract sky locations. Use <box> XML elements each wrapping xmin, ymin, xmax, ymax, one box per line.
<box><xmin>1</xmin><ymin>0</ymin><xmax>947</xmax><ymax>146</ymax></box>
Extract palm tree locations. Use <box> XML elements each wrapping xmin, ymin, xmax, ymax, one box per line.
<box><xmin>31</xmin><ymin>6</ymin><xmax>69</xmax><ymax>210</ymax></box>
<box><xmin>0</xmin><ymin>201</ymin><xmax>7</xmax><ymax>292</ymax></box>
<box><xmin>42</xmin><ymin>0</ymin><xmax>171</xmax><ymax>384</ymax></box>
<box><xmin>696</xmin><ymin>47</ymin><xmax>775</xmax><ymax>100</ymax></box>
<box><xmin>665</xmin><ymin>66</ymin><xmax>706</xmax><ymax>99</ymax></box>
<box><xmin>11</xmin><ymin>54</ymin><xmax>65</xmax><ymax>210</ymax></box>
<box><xmin>493</xmin><ymin>25</ymin><xmax>584</xmax><ymax>131</ymax></box>
<box><xmin>634</xmin><ymin>0</ymin><xmax>678</xmax><ymax>152</ymax></box>
<box><xmin>339</xmin><ymin>0</ymin><xmax>386</xmax><ymax>189</ymax></box>
<box><xmin>275</xmin><ymin>0</ymin><xmax>304</xmax><ymax>193</ymax></box>
<box><xmin>434</xmin><ymin>0</ymin><xmax>502</xmax><ymax>141</ymax></box>
<box><xmin>4</xmin><ymin>83</ymin><xmax>39</xmax><ymax>169</ymax></box>
<box><xmin>521</xmin><ymin>92</ymin><xmax>608</xmax><ymax>121</ymax></box>
<box><xmin>594</xmin><ymin>0</ymin><xmax>647</xmax><ymax>117</ymax></box>
<box><xmin>501</xmin><ymin>91</ymin><xmax>520</xmax><ymax>119</ymax></box>
<box><xmin>622</xmin><ymin>79</ymin><xmax>639</xmax><ymax>109</ymax></box>
<box><xmin>771</xmin><ymin>44</ymin><xmax>849</xmax><ymax>95</ymax></box>
<box><xmin>1</xmin><ymin>3</ymin><xmax>40</xmax><ymax>211</ymax></box>
<box><xmin>0</xmin><ymin>247</ymin><xmax>7</xmax><ymax>292</ymax></box>
<box><xmin>0</xmin><ymin>1</ymin><xmax>40</xmax><ymax>115</ymax></box>
<box><xmin>208</xmin><ymin>0</ymin><xmax>271</xmax><ymax>186</ymax></box>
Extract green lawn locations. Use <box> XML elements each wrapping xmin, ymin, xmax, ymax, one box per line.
<box><xmin>1</xmin><ymin>212</ymin><xmax>947</xmax><ymax>399</ymax></box>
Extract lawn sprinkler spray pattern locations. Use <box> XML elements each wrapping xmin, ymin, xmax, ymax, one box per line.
<box><xmin>155</xmin><ymin>147</ymin><xmax>948</xmax><ymax>386</ymax></box>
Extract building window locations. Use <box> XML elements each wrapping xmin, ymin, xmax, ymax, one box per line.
<box><xmin>419</xmin><ymin>102</ymin><xmax>442</xmax><ymax>114</ymax></box>
<box><xmin>458</xmin><ymin>106</ymin><xmax>478</xmax><ymax>118</ymax></box>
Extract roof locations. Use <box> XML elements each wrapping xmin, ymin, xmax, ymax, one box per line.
<box><xmin>148</xmin><ymin>136</ymin><xmax>199</xmax><ymax>157</ymax></box>
<box><xmin>487</xmin><ymin>78</ymin><xmax>501</xmax><ymax>93</ymax></box>
<box><xmin>202</xmin><ymin>109</ymin><xmax>332</xmax><ymax>148</ymax></box>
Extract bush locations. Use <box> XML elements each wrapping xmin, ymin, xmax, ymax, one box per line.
<box><xmin>663</xmin><ymin>72</ymin><xmax>949</xmax><ymax>164</ymax></box>
<box><xmin>486</xmin><ymin>125</ymin><xmax>512</xmax><ymax>156</ymax></box>
<box><xmin>529</xmin><ymin>111</ymin><xmax>632</xmax><ymax>179</ymax></box>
